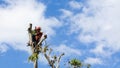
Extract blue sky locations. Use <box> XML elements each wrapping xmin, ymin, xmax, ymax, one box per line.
<box><xmin>0</xmin><ymin>0</ymin><xmax>120</xmax><ymax>68</ymax></box>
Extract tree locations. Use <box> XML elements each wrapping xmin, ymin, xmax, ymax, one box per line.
<box><xmin>42</xmin><ymin>45</ymin><xmax>65</xmax><ymax>68</ymax></box>
<box><xmin>68</xmin><ymin>58</ymin><xmax>91</xmax><ymax>68</ymax></box>
<box><xmin>27</xmin><ymin>23</ymin><xmax>90</xmax><ymax>68</ymax></box>
<box><xmin>69</xmin><ymin>58</ymin><xmax>82</xmax><ymax>68</ymax></box>
<box><xmin>27</xmin><ymin>23</ymin><xmax>64</xmax><ymax>68</ymax></box>
<box><xmin>27</xmin><ymin>23</ymin><xmax>41</xmax><ymax>68</ymax></box>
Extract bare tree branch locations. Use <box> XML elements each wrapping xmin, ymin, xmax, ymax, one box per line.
<box><xmin>56</xmin><ymin>53</ymin><xmax>65</xmax><ymax>68</ymax></box>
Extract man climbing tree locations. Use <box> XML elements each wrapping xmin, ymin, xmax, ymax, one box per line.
<box><xmin>28</xmin><ymin>24</ymin><xmax>47</xmax><ymax>51</ymax></box>
<box><xmin>27</xmin><ymin>23</ymin><xmax>64</xmax><ymax>68</ymax></box>
<box><xmin>34</xmin><ymin>27</ymin><xmax>43</xmax><ymax>45</ymax></box>
<box><xmin>28</xmin><ymin>25</ymin><xmax>47</xmax><ymax>45</ymax></box>
<box><xmin>27</xmin><ymin>23</ymin><xmax>47</xmax><ymax>68</ymax></box>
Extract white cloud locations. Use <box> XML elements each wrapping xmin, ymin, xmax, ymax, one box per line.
<box><xmin>84</xmin><ymin>57</ymin><xmax>102</xmax><ymax>65</ymax></box>
<box><xmin>62</xmin><ymin>0</ymin><xmax>120</xmax><ymax>56</ymax></box>
<box><xmin>0</xmin><ymin>43</ymin><xmax>9</xmax><ymax>53</ymax></box>
<box><xmin>60</xmin><ymin>9</ymin><xmax>73</xmax><ymax>19</ymax></box>
<box><xmin>0</xmin><ymin>0</ymin><xmax>61</xmax><ymax>52</ymax></box>
<box><xmin>78</xmin><ymin>33</ymin><xmax>96</xmax><ymax>43</ymax></box>
<box><xmin>69</xmin><ymin>1</ymin><xmax>82</xmax><ymax>9</ymax></box>
<box><xmin>91</xmin><ymin>43</ymin><xmax>105</xmax><ymax>55</ymax></box>
<box><xmin>54</xmin><ymin>44</ymin><xmax>81</xmax><ymax>56</ymax></box>
<box><xmin>90</xmin><ymin>43</ymin><xmax>113</xmax><ymax>57</ymax></box>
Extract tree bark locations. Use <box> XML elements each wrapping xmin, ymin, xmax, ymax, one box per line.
<box><xmin>28</xmin><ymin>23</ymin><xmax>38</xmax><ymax>68</ymax></box>
<box><xmin>34</xmin><ymin>60</ymin><xmax>38</xmax><ymax>68</ymax></box>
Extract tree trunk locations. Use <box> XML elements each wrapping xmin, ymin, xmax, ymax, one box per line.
<box><xmin>28</xmin><ymin>23</ymin><xmax>38</xmax><ymax>68</ymax></box>
<box><xmin>34</xmin><ymin>60</ymin><xmax>38</xmax><ymax>68</ymax></box>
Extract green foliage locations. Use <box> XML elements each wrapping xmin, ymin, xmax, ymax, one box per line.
<box><xmin>69</xmin><ymin>58</ymin><xmax>82</xmax><ymax>67</ymax></box>
<box><xmin>69</xmin><ymin>58</ymin><xmax>91</xmax><ymax>68</ymax></box>
<box><xmin>28</xmin><ymin>53</ymin><xmax>38</xmax><ymax>62</ymax></box>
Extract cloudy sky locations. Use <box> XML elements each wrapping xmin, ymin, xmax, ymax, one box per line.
<box><xmin>0</xmin><ymin>0</ymin><xmax>120</xmax><ymax>68</ymax></box>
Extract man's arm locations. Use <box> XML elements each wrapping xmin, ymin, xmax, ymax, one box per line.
<box><xmin>37</xmin><ymin>33</ymin><xmax>47</xmax><ymax>46</ymax></box>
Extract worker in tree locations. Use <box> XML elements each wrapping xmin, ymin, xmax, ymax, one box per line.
<box><xmin>33</xmin><ymin>26</ymin><xmax>47</xmax><ymax>46</ymax></box>
<box><xmin>28</xmin><ymin>24</ymin><xmax>47</xmax><ymax>47</ymax></box>
<box><xmin>34</xmin><ymin>26</ymin><xmax>47</xmax><ymax>53</ymax></box>
<box><xmin>28</xmin><ymin>26</ymin><xmax>42</xmax><ymax>47</ymax></box>
<box><xmin>34</xmin><ymin>26</ymin><xmax>43</xmax><ymax>45</ymax></box>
